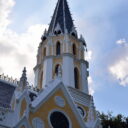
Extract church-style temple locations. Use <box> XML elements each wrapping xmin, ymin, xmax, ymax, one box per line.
<box><xmin>0</xmin><ymin>0</ymin><xmax>102</xmax><ymax>128</ymax></box>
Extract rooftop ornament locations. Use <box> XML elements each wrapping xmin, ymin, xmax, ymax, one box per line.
<box><xmin>0</xmin><ymin>74</ymin><xmax>19</xmax><ymax>85</ymax></box>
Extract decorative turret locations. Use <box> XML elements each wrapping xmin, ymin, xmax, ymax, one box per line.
<box><xmin>19</xmin><ymin>67</ymin><xmax>28</xmax><ymax>90</ymax></box>
<box><xmin>87</xmin><ymin>96</ymin><xmax>97</xmax><ymax>124</ymax></box>
<box><xmin>86</xmin><ymin>97</ymin><xmax>102</xmax><ymax>128</ymax></box>
<box><xmin>80</xmin><ymin>35</ymin><xmax>86</xmax><ymax>46</ymax></box>
<box><xmin>41</xmin><ymin>29</ymin><xmax>47</xmax><ymax>42</ymax></box>
<box><xmin>47</xmin><ymin>0</ymin><xmax>75</xmax><ymax>36</ymax></box>
<box><xmin>0</xmin><ymin>74</ymin><xmax>19</xmax><ymax>85</ymax></box>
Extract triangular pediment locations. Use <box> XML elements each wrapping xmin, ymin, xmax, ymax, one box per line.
<box><xmin>29</xmin><ymin>78</ymin><xmax>87</xmax><ymax>128</ymax></box>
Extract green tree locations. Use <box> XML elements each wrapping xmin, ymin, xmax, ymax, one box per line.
<box><xmin>99</xmin><ymin>112</ymin><xmax>128</xmax><ymax>128</ymax></box>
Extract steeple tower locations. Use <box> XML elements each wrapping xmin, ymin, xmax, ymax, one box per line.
<box><xmin>34</xmin><ymin>0</ymin><xmax>89</xmax><ymax>94</ymax></box>
<box><xmin>48</xmin><ymin>0</ymin><xmax>76</xmax><ymax>35</ymax></box>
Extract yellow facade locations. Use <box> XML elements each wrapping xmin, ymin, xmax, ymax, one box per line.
<box><xmin>38</xmin><ymin>35</ymin><xmax>84</xmax><ymax>62</ymax></box>
<box><xmin>20</xmin><ymin>98</ymin><xmax>27</xmax><ymax>118</ymax></box>
<box><xmin>29</xmin><ymin>89</ymin><xmax>82</xmax><ymax>128</ymax></box>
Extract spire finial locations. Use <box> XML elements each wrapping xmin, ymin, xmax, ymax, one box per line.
<box><xmin>87</xmin><ymin>96</ymin><xmax>96</xmax><ymax>122</ymax></box>
<box><xmin>90</xmin><ymin>96</ymin><xmax>95</xmax><ymax>108</ymax></box>
<box><xmin>20</xmin><ymin>67</ymin><xmax>27</xmax><ymax>90</ymax></box>
<box><xmin>23</xmin><ymin>67</ymin><xmax>26</xmax><ymax>76</ymax></box>
<box><xmin>44</xmin><ymin>28</ymin><xmax>47</xmax><ymax>35</ymax></box>
<box><xmin>80</xmin><ymin>34</ymin><xmax>86</xmax><ymax>46</ymax></box>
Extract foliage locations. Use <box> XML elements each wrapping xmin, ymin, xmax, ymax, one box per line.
<box><xmin>99</xmin><ymin>112</ymin><xmax>128</xmax><ymax>128</ymax></box>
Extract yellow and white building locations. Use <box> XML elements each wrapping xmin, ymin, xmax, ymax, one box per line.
<box><xmin>0</xmin><ymin>0</ymin><xmax>102</xmax><ymax>128</ymax></box>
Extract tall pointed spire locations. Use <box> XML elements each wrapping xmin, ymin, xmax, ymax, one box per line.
<box><xmin>48</xmin><ymin>0</ymin><xmax>75</xmax><ymax>35</ymax></box>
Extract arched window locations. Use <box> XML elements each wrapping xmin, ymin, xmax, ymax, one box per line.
<box><xmin>54</xmin><ymin>30</ymin><xmax>61</xmax><ymax>35</ymax></box>
<box><xmin>73</xmin><ymin>44</ymin><xmax>76</xmax><ymax>55</ymax></box>
<box><xmin>56</xmin><ymin>42</ymin><xmax>61</xmax><ymax>55</ymax></box>
<box><xmin>55</xmin><ymin>64</ymin><xmax>60</xmax><ymax>76</ymax></box>
<box><xmin>50</xmin><ymin>111</ymin><xmax>69</xmax><ymax>128</ymax></box>
<box><xmin>71</xmin><ymin>32</ymin><xmax>76</xmax><ymax>37</ymax></box>
<box><xmin>54</xmin><ymin>31</ymin><xmax>57</xmax><ymax>35</ymax></box>
<box><xmin>44</xmin><ymin>47</ymin><xmax>46</xmax><ymax>56</ymax></box>
<box><xmin>74</xmin><ymin>68</ymin><xmax>79</xmax><ymax>89</ymax></box>
<box><xmin>40</xmin><ymin>72</ymin><xmax>43</xmax><ymax>89</ymax></box>
<box><xmin>58</xmin><ymin>30</ymin><xmax>61</xmax><ymax>34</ymax></box>
<box><xmin>41</xmin><ymin>36</ymin><xmax>47</xmax><ymax>41</ymax></box>
<box><xmin>77</xmin><ymin>106</ymin><xmax>86</xmax><ymax>118</ymax></box>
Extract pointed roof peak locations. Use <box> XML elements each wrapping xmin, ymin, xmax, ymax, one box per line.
<box><xmin>20</xmin><ymin>67</ymin><xmax>27</xmax><ymax>86</ymax></box>
<box><xmin>48</xmin><ymin>0</ymin><xmax>75</xmax><ymax>35</ymax></box>
<box><xmin>19</xmin><ymin>67</ymin><xmax>29</xmax><ymax>91</ymax></box>
<box><xmin>22</xmin><ymin>67</ymin><xmax>27</xmax><ymax>77</ymax></box>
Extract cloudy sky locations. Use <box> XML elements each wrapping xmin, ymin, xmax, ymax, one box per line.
<box><xmin>0</xmin><ymin>0</ymin><xmax>128</xmax><ymax>116</ymax></box>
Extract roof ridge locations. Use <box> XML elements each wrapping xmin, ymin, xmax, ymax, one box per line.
<box><xmin>51</xmin><ymin>0</ymin><xmax>61</xmax><ymax>33</ymax></box>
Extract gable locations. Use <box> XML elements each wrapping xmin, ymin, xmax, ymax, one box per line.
<box><xmin>29</xmin><ymin>82</ymin><xmax>87</xmax><ymax>128</ymax></box>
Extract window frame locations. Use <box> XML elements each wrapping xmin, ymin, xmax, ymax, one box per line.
<box><xmin>48</xmin><ymin>109</ymin><xmax>72</xmax><ymax>128</ymax></box>
<box><xmin>56</xmin><ymin>42</ymin><xmax>61</xmax><ymax>55</ymax></box>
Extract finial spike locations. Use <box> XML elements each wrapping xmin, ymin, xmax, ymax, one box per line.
<box><xmin>80</xmin><ymin>34</ymin><xmax>86</xmax><ymax>47</ymax></box>
<box><xmin>44</xmin><ymin>28</ymin><xmax>47</xmax><ymax>35</ymax></box>
<box><xmin>20</xmin><ymin>67</ymin><xmax>28</xmax><ymax>90</ymax></box>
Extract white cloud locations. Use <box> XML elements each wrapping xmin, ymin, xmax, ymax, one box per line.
<box><xmin>0</xmin><ymin>0</ymin><xmax>15</xmax><ymax>35</ymax></box>
<box><xmin>109</xmin><ymin>39</ymin><xmax>128</xmax><ymax>86</ymax></box>
<box><xmin>0</xmin><ymin>24</ymin><xmax>48</xmax><ymax>84</ymax></box>
<box><xmin>109</xmin><ymin>57</ymin><xmax>128</xmax><ymax>86</ymax></box>
<box><xmin>88</xmin><ymin>76</ymin><xmax>95</xmax><ymax>95</ymax></box>
<box><xmin>85</xmin><ymin>50</ymin><xmax>92</xmax><ymax>61</ymax></box>
<box><xmin>0</xmin><ymin>0</ymin><xmax>48</xmax><ymax>84</ymax></box>
<box><xmin>116</xmin><ymin>39</ymin><xmax>127</xmax><ymax>45</ymax></box>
